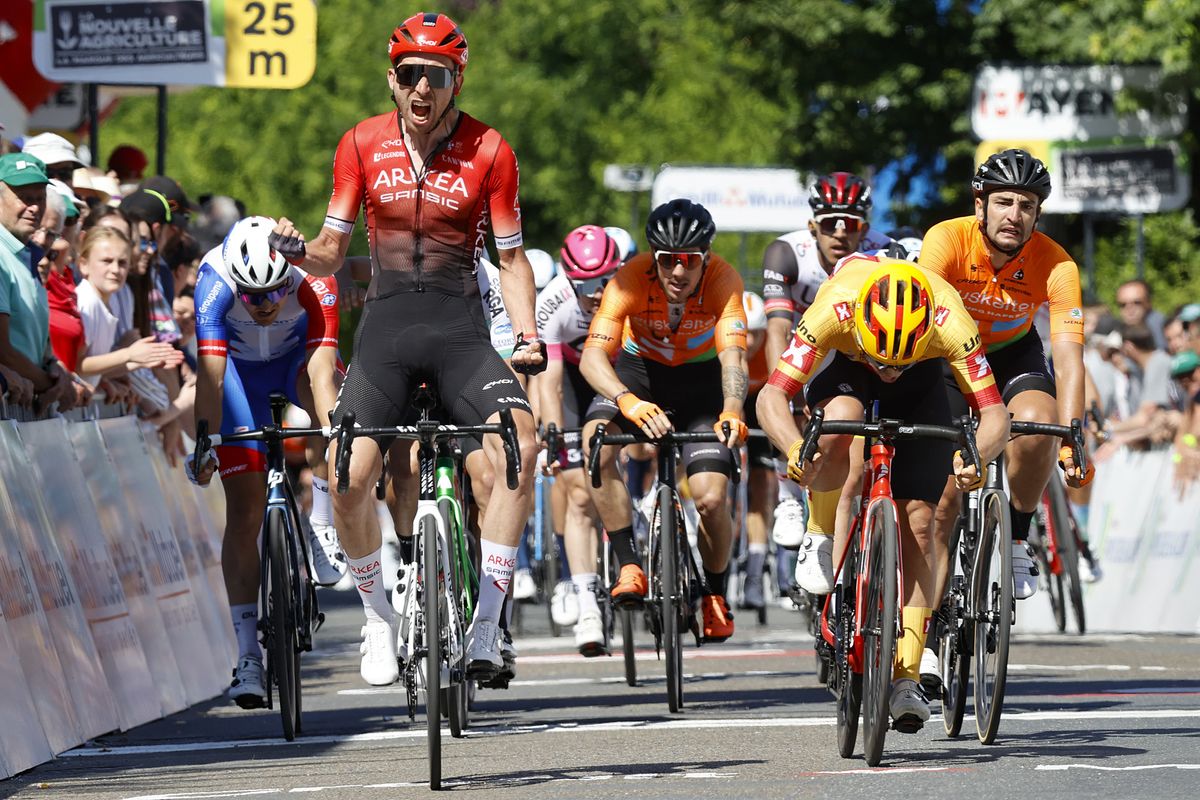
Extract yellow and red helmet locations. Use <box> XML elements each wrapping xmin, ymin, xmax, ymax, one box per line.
<box><xmin>854</xmin><ymin>261</ymin><xmax>935</xmax><ymax>367</ymax></box>
<box><xmin>389</xmin><ymin>13</ymin><xmax>469</xmax><ymax>71</ymax></box>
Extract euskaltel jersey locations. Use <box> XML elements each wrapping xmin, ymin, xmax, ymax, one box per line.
<box><xmin>919</xmin><ymin>216</ymin><xmax>1084</xmax><ymax>353</ymax></box>
<box><xmin>322</xmin><ymin>110</ymin><xmax>523</xmax><ymax>302</ymax></box>
<box><xmin>762</xmin><ymin>227</ymin><xmax>895</xmax><ymax>322</ymax></box>
<box><xmin>194</xmin><ymin>247</ymin><xmax>339</xmax><ymax>363</ymax></box>
<box><xmin>768</xmin><ymin>254</ymin><xmax>1002</xmax><ymax>412</ymax></box>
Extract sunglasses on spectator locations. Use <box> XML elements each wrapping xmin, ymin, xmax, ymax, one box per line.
<box><xmin>237</xmin><ymin>278</ymin><xmax>292</xmax><ymax>307</ymax></box>
<box><xmin>138</xmin><ymin>237</ymin><xmax>158</xmax><ymax>253</ymax></box>
<box><xmin>46</xmin><ymin>166</ymin><xmax>76</xmax><ymax>182</ymax></box>
<box><xmin>653</xmin><ymin>250</ymin><xmax>707</xmax><ymax>271</ymax></box>
<box><xmin>815</xmin><ymin>214</ymin><xmax>866</xmax><ymax>235</ymax></box>
<box><xmin>393</xmin><ymin>64</ymin><xmax>456</xmax><ymax>89</ymax></box>
<box><xmin>571</xmin><ymin>275</ymin><xmax>611</xmax><ymax>296</ymax></box>
<box><xmin>1117</xmin><ymin>299</ymin><xmax>1146</xmax><ymax>308</ymax></box>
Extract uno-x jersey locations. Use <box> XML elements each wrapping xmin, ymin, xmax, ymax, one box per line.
<box><xmin>535</xmin><ymin>272</ymin><xmax>594</xmax><ymax>366</ymax></box>
<box><xmin>762</xmin><ymin>228</ymin><xmax>895</xmax><ymax>321</ymax></box>
<box><xmin>919</xmin><ymin>216</ymin><xmax>1084</xmax><ymax>353</ymax></box>
<box><xmin>195</xmin><ymin>246</ymin><xmax>339</xmax><ymax>363</ymax></box>
<box><xmin>323</xmin><ymin>110</ymin><xmax>523</xmax><ymax>301</ymax></box>
<box><xmin>767</xmin><ymin>255</ymin><xmax>1002</xmax><ymax>411</ymax></box>
<box><xmin>585</xmin><ymin>253</ymin><xmax>747</xmax><ymax>366</ymax></box>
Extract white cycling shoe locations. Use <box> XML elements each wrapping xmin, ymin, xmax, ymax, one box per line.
<box><xmin>229</xmin><ymin>655</ymin><xmax>266</xmax><ymax>709</ymax></box>
<box><xmin>793</xmin><ymin>534</ymin><xmax>835</xmax><ymax>594</ymax></box>
<box><xmin>574</xmin><ymin>609</ymin><xmax>607</xmax><ymax>657</ymax></box>
<box><xmin>466</xmin><ymin>618</ymin><xmax>504</xmax><ymax>679</ymax></box>
<box><xmin>513</xmin><ymin>568</ymin><xmax>537</xmax><ymax>601</ymax></box>
<box><xmin>889</xmin><ymin>678</ymin><xmax>930</xmax><ymax>733</ymax></box>
<box><xmin>772</xmin><ymin>496</ymin><xmax>808</xmax><ymax>549</ymax></box>
<box><xmin>308</xmin><ymin>522</ymin><xmax>347</xmax><ymax>586</ymax></box>
<box><xmin>360</xmin><ymin>616</ymin><xmax>400</xmax><ymax>686</ymax></box>
<box><xmin>550</xmin><ymin>580</ymin><xmax>579</xmax><ymax>627</ymax></box>
<box><xmin>1012</xmin><ymin>541</ymin><xmax>1039</xmax><ymax>599</ymax></box>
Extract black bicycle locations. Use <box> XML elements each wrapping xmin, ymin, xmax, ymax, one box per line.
<box><xmin>194</xmin><ymin>392</ymin><xmax>326</xmax><ymax>742</ymax></box>
<box><xmin>334</xmin><ymin>392</ymin><xmax>520</xmax><ymax>791</ymax></box>
<box><xmin>588</xmin><ymin>424</ymin><xmax>736</xmax><ymax>712</ymax></box>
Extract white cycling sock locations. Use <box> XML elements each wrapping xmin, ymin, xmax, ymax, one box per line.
<box><xmin>348</xmin><ymin>549</ymin><xmax>392</xmax><ymax>623</ymax></box>
<box><xmin>477</xmin><ymin>540</ymin><xmax>518</xmax><ymax>623</ymax></box>
<box><xmin>573</xmin><ymin>573</ymin><xmax>600</xmax><ymax>615</ymax></box>
<box><xmin>310</xmin><ymin>476</ymin><xmax>332</xmax><ymax>528</ymax></box>
<box><xmin>230</xmin><ymin>603</ymin><xmax>261</xmax><ymax>659</ymax></box>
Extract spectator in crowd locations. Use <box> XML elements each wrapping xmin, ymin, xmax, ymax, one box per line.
<box><xmin>1116</xmin><ymin>278</ymin><xmax>1167</xmax><ymax>351</ymax></box>
<box><xmin>173</xmin><ymin>287</ymin><xmax>197</xmax><ymax>372</ymax></box>
<box><xmin>1170</xmin><ymin>350</ymin><xmax>1200</xmax><ymax>489</ymax></box>
<box><xmin>107</xmin><ymin>145</ymin><xmax>148</xmax><ymax>195</ymax></box>
<box><xmin>163</xmin><ymin>231</ymin><xmax>202</xmax><ymax>296</ymax></box>
<box><xmin>46</xmin><ymin>178</ymin><xmax>85</xmax><ymax>248</ymax></box>
<box><xmin>193</xmin><ymin>194</ymin><xmax>242</xmax><ymax>252</ymax></box>
<box><xmin>1097</xmin><ymin>322</ymin><xmax>1178</xmax><ymax>457</ymax></box>
<box><xmin>38</xmin><ymin>184</ymin><xmax>84</xmax><ymax>372</ymax></box>
<box><xmin>1164</xmin><ymin>313</ymin><xmax>1188</xmax><ymax>356</ymax></box>
<box><xmin>1085</xmin><ymin>313</ymin><xmax>1124</xmax><ymax>421</ymax></box>
<box><xmin>1178</xmin><ymin>304</ymin><xmax>1200</xmax><ymax>356</ymax></box>
<box><xmin>72</xmin><ymin>167</ymin><xmax>118</xmax><ymax>210</ymax></box>
<box><xmin>0</xmin><ymin>153</ymin><xmax>75</xmax><ymax>412</ymax></box>
<box><xmin>20</xmin><ymin>133</ymin><xmax>84</xmax><ymax>188</ymax></box>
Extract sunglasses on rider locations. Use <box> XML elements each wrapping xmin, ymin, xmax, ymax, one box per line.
<box><xmin>571</xmin><ymin>275</ymin><xmax>611</xmax><ymax>297</ymax></box>
<box><xmin>862</xmin><ymin>352</ymin><xmax>914</xmax><ymax>375</ymax></box>
<box><xmin>653</xmin><ymin>249</ymin><xmax>707</xmax><ymax>271</ymax></box>
<box><xmin>815</xmin><ymin>215</ymin><xmax>866</xmax><ymax>235</ymax></box>
<box><xmin>237</xmin><ymin>278</ymin><xmax>292</xmax><ymax>307</ymax></box>
<box><xmin>393</xmin><ymin>64</ymin><xmax>456</xmax><ymax>89</ymax></box>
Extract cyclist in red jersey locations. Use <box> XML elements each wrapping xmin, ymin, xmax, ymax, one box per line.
<box><xmin>268</xmin><ymin>12</ymin><xmax>543</xmax><ymax>687</ymax></box>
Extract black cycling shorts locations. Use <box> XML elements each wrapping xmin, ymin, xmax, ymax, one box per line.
<box><xmin>585</xmin><ymin>353</ymin><xmax>731</xmax><ymax>478</ymax></box>
<box><xmin>555</xmin><ymin>362</ymin><xmax>593</xmax><ymax>470</ymax></box>
<box><xmin>945</xmin><ymin>329</ymin><xmax>1055</xmax><ymax>419</ymax></box>
<box><xmin>333</xmin><ymin>292</ymin><xmax>530</xmax><ymax>452</ymax></box>
<box><xmin>804</xmin><ymin>353</ymin><xmax>954</xmax><ymax>503</ymax></box>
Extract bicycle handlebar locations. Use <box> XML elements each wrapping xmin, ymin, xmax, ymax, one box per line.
<box><xmin>1009</xmin><ymin>418</ymin><xmax>1088</xmax><ymax>474</ymax></box>
<box><xmin>796</xmin><ymin>407</ymin><xmax>982</xmax><ymax>478</ymax></box>
<box><xmin>586</xmin><ymin>423</ymin><xmax>735</xmax><ymax>489</ymax></box>
<box><xmin>334</xmin><ymin>410</ymin><xmax>523</xmax><ymax>495</ymax></box>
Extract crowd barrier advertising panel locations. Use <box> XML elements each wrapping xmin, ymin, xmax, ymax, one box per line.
<box><xmin>1135</xmin><ymin>475</ymin><xmax>1200</xmax><ymax>632</ymax></box>
<box><xmin>0</xmin><ymin>611</ymin><xmax>53</xmax><ymax>779</ymax></box>
<box><xmin>0</xmin><ymin>420</ymin><xmax>117</xmax><ymax>742</ymax></box>
<box><xmin>143</xmin><ymin>428</ymin><xmax>237</xmax><ymax>675</ymax></box>
<box><xmin>69</xmin><ymin>421</ymin><xmax>188</xmax><ymax>718</ymax></box>
<box><xmin>98</xmin><ymin>417</ymin><xmax>225</xmax><ymax>703</ymax></box>
<box><xmin>170</xmin><ymin>466</ymin><xmax>237</xmax><ymax>663</ymax></box>
<box><xmin>0</xmin><ymin>453</ymin><xmax>80</xmax><ymax>757</ymax></box>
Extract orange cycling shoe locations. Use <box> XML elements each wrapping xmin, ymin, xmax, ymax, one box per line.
<box><xmin>611</xmin><ymin>564</ymin><xmax>648</xmax><ymax>606</ymax></box>
<box><xmin>701</xmin><ymin>594</ymin><xmax>735</xmax><ymax>643</ymax></box>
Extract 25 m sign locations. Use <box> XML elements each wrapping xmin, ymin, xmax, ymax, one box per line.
<box><xmin>224</xmin><ymin>0</ymin><xmax>316</xmax><ymax>89</ymax></box>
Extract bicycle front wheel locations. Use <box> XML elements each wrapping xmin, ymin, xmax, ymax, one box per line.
<box><xmin>421</xmin><ymin>515</ymin><xmax>442</xmax><ymax>789</ymax></box>
<box><xmin>836</xmin><ymin>540</ymin><xmax>862</xmax><ymax>759</ymax></box>
<box><xmin>658</xmin><ymin>484</ymin><xmax>684</xmax><ymax>712</ymax></box>
<box><xmin>441</xmin><ymin>499</ymin><xmax>470</xmax><ymax>739</ymax></box>
<box><xmin>266</xmin><ymin>507</ymin><xmax>300</xmax><ymax>741</ymax></box>
<box><xmin>973</xmin><ymin>489</ymin><xmax>1013</xmax><ymax>745</ymax></box>
<box><xmin>861</xmin><ymin>502</ymin><xmax>898</xmax><ymax>767</ymax></box>
<box><xmin>1047</xmin><ymin>480</ymin><xmax>1086</xmax><ymax>634</ymax></box>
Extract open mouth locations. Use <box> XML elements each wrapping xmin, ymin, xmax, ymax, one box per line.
<box><xmin>411</xmin><ymin>100</ymin><xmax>433</xmax><ymax>124</ymax></box>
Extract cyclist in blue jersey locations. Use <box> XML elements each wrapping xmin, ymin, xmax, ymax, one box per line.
<box><xmin>186</xmin><ymin>216</ymin><xmax>344</xmax><ymax>708</ymax></box>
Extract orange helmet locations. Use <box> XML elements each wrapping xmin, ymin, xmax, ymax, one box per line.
<box><xmin>854</xmin><ymin>261</ymin><xmax>935</xmax><ymax>367</ymax></box>
<box><xmin>388</xmin><ymin>13</ymin><xmax>469</xmax><ymax>72</ymax></box>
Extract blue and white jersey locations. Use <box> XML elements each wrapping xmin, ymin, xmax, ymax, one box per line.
<box><xmin>477</xmin><ymin>256</ymin><xmax>514</xmax><ymax>358</ymax></box>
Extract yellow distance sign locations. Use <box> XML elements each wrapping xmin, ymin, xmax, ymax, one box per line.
<box><xmin>224</xmin><ymin>0</ymin><xmax>317</xmax><ymax>89</ymax></box>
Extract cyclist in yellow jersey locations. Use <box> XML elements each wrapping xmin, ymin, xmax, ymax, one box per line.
<box><xmin>757</xmin><ymin>255</ymin><xmax>1010</xmax><ymax>729</ymax></box>
<box><xmin>921</xmin><ymin>149</ymin><xmax>1094</xmax><ymax>614</ymax></box>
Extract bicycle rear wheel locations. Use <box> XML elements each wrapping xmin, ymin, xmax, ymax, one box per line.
<box><xmin>861</xmin><ymin>503</ymin><xmax>898</xmax><ymax>767</ymax></box>
<box><xmin>973</xmin><ymin>489</ymin><xmax>1013</xmax><ymax>745</ymax></box>
<box><xmin>1046</xmin><ymin>480</ymin><xmax>1086</xmax><ymax>634</ymax></box>
<box><xmin>266</xmin><ymin>507</ymin><xmax>300</xmax><ymax>742</ymax></box>
<box><xmin>835</xmin><ymin>541</ymin><xmax>861</xmax><ymax>759</ymax></box>
<box><xmin>420</xmin><ymin>515</ymin><xmax>442</xmax><ymax>789</ymax></box>
<box><xmin>938</xmin><ymin>587</ymin><xmax>971</xmax><ymax>737</ymax></box>
<box><xmin>658</xmin><ymin>484</ymin><xmax>685</xmax><ymax>712</ymax></box>
<box><xmin>1037</xmin><ymin>495</ymin><xmax>1067</xmax><ymax>632</ymax></box>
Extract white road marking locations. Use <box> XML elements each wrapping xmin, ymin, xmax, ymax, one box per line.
<box><xmin>1036</xmin><ymin>764</ymin><xmax>1200</xmax><ymax>772</ymax></box>
<box><xmin>337</xmin><ymin>669</ymin><xmax>789</xmax><ymax>694</ymax></box>
<box><xmin>67</xmin><ymin>709</ymin><xmax>1200</xmax><ymax>760</ymax></box>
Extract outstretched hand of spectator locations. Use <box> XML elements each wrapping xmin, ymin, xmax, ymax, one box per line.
<box><xmin>126</xmin><ymin>336</ymin><xmax>185</xmax><ymax>370</ymax></box>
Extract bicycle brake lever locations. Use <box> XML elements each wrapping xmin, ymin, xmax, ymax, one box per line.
<box><xmin>1070</xmin><ymin>417</ymin><xmax>1088</xmax><ymax>474</ymax></box>
<box><xmin>960</xmin><ymin>415</ymin><xmax>982</xmax><ymax>479</ymax></box>
<box><xmin>797</xmin><ymin>407</ymin><xmax>824</xmax><ymax>466</ymax></box>
<box><xmin>588</xmin><ymin>423</ymin><xmax>606</xmax><ymax>489</ymax></box>
<box><xmin>336</xmin><ymin>412</ymin><xmax>356</xmax><ymax>495</ymax></box>
<box><xmin>500</xmin><ymin>407</ymin><xmax>520</xmax><ymax>490</ymax></box>
<box><xmin>193</xmin><ymin>419</ymin><xmax>209</xmax><ymax>478</ymax></box>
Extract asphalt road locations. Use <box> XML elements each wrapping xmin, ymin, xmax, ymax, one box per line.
<box><xmin>5</xmin><ymin>589</ymin><xmax>1199</xmax><ymax>800</ymax></box>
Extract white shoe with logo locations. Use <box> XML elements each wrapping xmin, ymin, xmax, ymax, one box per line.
<box><xmin>793</xmin><ymin>534</ymin><xmax>835</xmax><ymax>594</ymax></box>
<box><xmin>550</xmin><ymin>579</ymin><xmax>579</xmax><ymax>627</ymax></box>
<box><xmin>1012</xmin><ymin>541</ymin><xmax>1039</xmax><ymax>599</ymax></box>
<box><xmin>574</xmin><ymin>609</ymin><xmax>607</xmax><ymax>657</ymax></box>
<box><xmin>359</xmin><ymin>616</ymin><xmax>400</xmax><ymax>686</ymax></box>
<box><xmin>889</xmin><ymin>678</ymin><xmax>930</xmax><ymax>732</ymax></box>
<box><xmin>229</xmin><ymin>655</ymin><xmax>266</xmax><ymax>709</ymax></box>
<box><xmin>772</xmin><ymin>496</ymin><xmax>808</xmax><ymax>549</ymax></box>
<box><xmin>308</xmin><ymin>522</ymin><xmax>347</xmax><ymax>586</ymax></box>
<box><xmin>466</xmin><ymin>618</ymin><xmax>504</xmax><ymax>678</ymax></box>
<box><xmin>513</xmin><ymin>567</ymin><xmax>537</xmax><ymax>601</ymax></box>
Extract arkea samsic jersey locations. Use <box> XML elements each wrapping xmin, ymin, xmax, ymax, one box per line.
<box><xmin>919</xmin><ymin>216</ymin><xmax>1084</xmax><ymax>353</ymax></box>
<box><xmin>585</xmin><ymin>253</ymin><xmax>747</xmax><ymax>366</ymax></box>
<box><xmin>762</xmin><ymin>227</ymin><xmax>895</xmax><ymax>321</ymax></box>
<box><xmin>767</xmin><ymin>254</ymin><xmax>1002</xmax><ymax>411</ymax></box>
<box><xmin>323</xmin><ymin>110</ymin><xmax>523</xmax><ymax>302</ymax></box>
<box><xmin>195</xmin><ymin>247</ymin><xmax>339</xmax><ymax>363</ymax></box>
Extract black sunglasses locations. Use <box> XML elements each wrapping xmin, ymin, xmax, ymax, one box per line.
<box><xmin>393</xmin><ymin>64</ymin><xmax>455</xmax><ymax>89</ymax></box>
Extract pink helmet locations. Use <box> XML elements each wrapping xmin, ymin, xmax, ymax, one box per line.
<box><xmin>560</xmin><ymin>225</ymin><xmax>620</xmax><ymax>281</ymax></box>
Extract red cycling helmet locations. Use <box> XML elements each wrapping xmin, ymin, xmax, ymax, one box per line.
<box><xmin>809</xmin><ymin>172</ymin><xmax>872</xmax><ymax>217</ymax></box>
<box><xmin>561</xmin><ymin>225</ymin><xmax>620</xmax><ymax>280</ymax></box>
<box><xmin>389</xmin><ymin>13</ymin><xmax>469</xmax><ymax>78</ymax></box>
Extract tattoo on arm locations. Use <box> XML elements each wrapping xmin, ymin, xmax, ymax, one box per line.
<box><xmin>722</xmin><ymin>365</ymin><xmax>748</xmax><ymax>402</ymax></box>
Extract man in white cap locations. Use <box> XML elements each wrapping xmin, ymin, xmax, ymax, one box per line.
<box><xmin>21</xmin><ymin>133</ymin><xmax>84</xmax><ymax>187</ymax></box>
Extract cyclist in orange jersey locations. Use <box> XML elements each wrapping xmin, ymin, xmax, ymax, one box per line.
<box><xmin>580</xmin><ymin>199</ymin><xmax>749</xmax><ymax>643</ymax></box>
<box><xmin>921</xmin><ymin>149</ymin><xmax>1093</xmax><ymax>620</ymax></box>
<box><xmin>757</xmin><ymin>255</ymin><xmax>1010</xmax><ymax>730</ymax></box>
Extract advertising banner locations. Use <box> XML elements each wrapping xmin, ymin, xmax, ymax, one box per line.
<box><xmin>99</xmin><ymin>417</ymin><xmax>225</xmax><ymax>703</ymax></box>
<box><xmin>0</xmin><ymin>612</ymin><xmax>53</xmax><ymax>778</ymax></box>
<box><xmin>69</xmin><ymin>422</ymin><xmax>187</xmax><ymax>717</ymax></box>
<box><xmin>651</xmin><ymin>166</ymin><xmax>810</xmax><ymax>233</ymax></box>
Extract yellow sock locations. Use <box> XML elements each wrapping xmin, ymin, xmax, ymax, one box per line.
<box><xmin>806</xmin><ymin>488</ymin><xmax>840</xmax><ymax>537</ymax></box>
<box><xmin>893</xmin><ymin>606</ymin><xmax>933</xmax><ymax>682</ymax></box>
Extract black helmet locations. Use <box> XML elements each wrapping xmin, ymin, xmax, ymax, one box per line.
<box><xmin>645</xmin><ymin>199</ymin><xmax>716</xmax><ymax>251</ymax></box>
<box><xmin>809</xmin><ymin>172</ymin><xmax>872</xmax><ymax>217</ymax></box>
<box><xmin>971</xmin><ymin>149</ymin><xmax>1052</xmax><ymax>202</ymax></box>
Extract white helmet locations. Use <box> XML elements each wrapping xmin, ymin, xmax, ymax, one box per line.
<box><xmin>527</xmin><ymin>248</ymin><xmax>556</xmax><ymax>290</ymax></box>
<box><xmin>742</xmin><ymin>291</ymin><xmax>767</xmax><ymax>332</ymax></box>
<box><xmin>223</xmin><ymin>215</ymin><xmax>290</xmax><ymax>290</ymax></box>
<box><xmin>897</xmin><ymin>236</ymin><xmax>923</xmax><ymax>262</ymax></box>
<box><xmin>603</xmin><ymin>226</ymin><xmax>638</xmax><ymax>263</ymax></box>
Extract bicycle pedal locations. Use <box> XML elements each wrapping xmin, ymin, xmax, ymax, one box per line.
<box><xmin>578</xmin><ymin>643</ymin><xmax>609</xmax><ymax>658</ymax></box>
<box><xmin>892</xmin><ymin>715</ymin><xmax>925</xmax><ymax>735</ymax></box>
<box><xmin>919</xmin><ymin>674</ymin><xmax>943</xmax><ymax>701</ymax></box>
<box><xmin>478</xmin><ymin>675</ymin><xmax>510</xmax><ymax>690</ymax></box>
